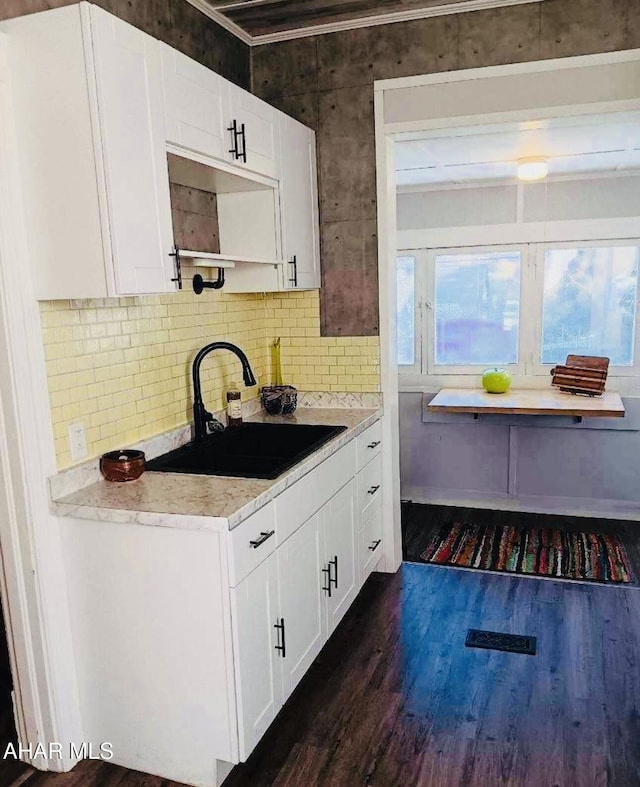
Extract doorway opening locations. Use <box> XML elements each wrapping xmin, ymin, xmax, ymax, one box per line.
<box><xmin>374</xmin><ymin>53</ymin><xmax>640</xmax><ymax>592</ymax></box>
<box><xmin>390</xmin><ymin>108</ymin><xmax>640</xmax><ymax>586</ymax></box>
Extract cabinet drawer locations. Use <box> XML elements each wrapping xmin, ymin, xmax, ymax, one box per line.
<box><xmin>357</xmin><ymin>453</ymin><xmax>382</xmax><ymax>521</ymax></box>
<box><xmin>228</xmin><ymin>503</ymin><xmax>277</xmax><ymax>587</ymax></box>
<box><xmin>359</xmin><ymin>505</ymin><xmax>383</xmax><ymax>584</ymax></box>
<box><xmin>275</xmin><ymin>440</ymin><xmax>356</xmax><ymax>546</ymax></box>
<box><xmin>356</xmin><ymin>420</ymin><xmax>382</xmax><ymax>471</ymax></box>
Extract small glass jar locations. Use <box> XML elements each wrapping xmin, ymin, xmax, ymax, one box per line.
<box><xmin>226</xmin><ymin>384</ymin><xmax>242</xmax><ymax>428</ymax></box>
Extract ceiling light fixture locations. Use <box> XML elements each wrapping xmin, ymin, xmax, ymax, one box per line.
<box><xmin>517</xmin><ymin>157</ymin><xmax>549</xmax><ymax>182</ymax></box>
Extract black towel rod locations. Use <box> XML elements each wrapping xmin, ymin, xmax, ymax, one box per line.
<box><xmin>193</xmin><ymin>270</ymin><xmax>225</xmax><ymax>294</ymax></box>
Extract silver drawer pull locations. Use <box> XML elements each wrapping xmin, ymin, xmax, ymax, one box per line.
<box><xmin>368</xmin><ymin>539</ymin><xmax>381</xmax><ymax>551</ymax></box>
<box><xmin>249</xmin><ymin>530</ymin><xmax>275</xmax><ymax>549</ymax></box>
<box><xmin>367</xmin><ymin>485</ymin><xmax>380</xmax><ymax>495</ymax></box>
<box><xmin>367</xmin><ymin>441</ymin><xmax>381</xmax><ymax>449</ymax></box>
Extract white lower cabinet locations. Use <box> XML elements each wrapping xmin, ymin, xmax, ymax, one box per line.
<box><xmin>230</xmin><ymin>552</ymin><xmax>282</xmax><ymax>761</ymax></box>
<box><xmin>230</xmin><ymin>437</ymin><xmax>383</xmax><ymax>765</ymax></box>
<box><xmin>277</xmin><ymin>512</ymin><xmax>327</xmax><ymax>699</ymax></box>
<box><xmin>60</xmin><ymin>419</ymin><xmax>383</xmax><ymax>786</ymax></box>
<box><xmin>321</xmin><ymin>479</ymin><xmax>358</xmax><ymax>635</ymax></box>
<box><xmin>356</xmin><ymin>421</ymin><xmax>385</xmax><ymax>584</ymax></box>
<box><xmin>231</xmin><ymin>477</ymin><xmax>358</xmax><ymax>761</ymax></box>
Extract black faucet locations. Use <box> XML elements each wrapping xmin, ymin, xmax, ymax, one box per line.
<box><xmin>192</xmin><ymin>342</ymin><xmax>257</xmax><ymax>440</ymax></box>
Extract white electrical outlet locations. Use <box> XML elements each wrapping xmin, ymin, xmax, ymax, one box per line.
<box><xmin>68</xmin><ymin>422</ymin><xmax>88</xmax><ymax>462</ymax></box>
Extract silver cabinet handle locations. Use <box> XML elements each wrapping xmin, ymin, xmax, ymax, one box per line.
<box><xmin>249</xmin><ymin>530</ymin><xmax>275</xmax><ymax>549</ymax></box>
<box><xmin>367</xmin><ymin>485</ymin><xmax>380</xmax><ymax>495</ymax></box>
<box><xmin>367</xmin><ymin>441</ymin><xmax>381</xmax><ymax>449</ymax></box>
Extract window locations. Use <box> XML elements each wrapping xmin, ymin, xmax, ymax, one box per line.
<box><xmin>541</xmin><ymin>246</ymin><xmax>639</xmax><ymax>366</ymax></box>
<box><xmin>396</xmin><ymin>255</ymin><xmax>417</xmax><ymax>367</ymax></box>
<box><xmin>434</xmin><ymin>250</ymin><xmax>521</xmax><ymax>366</ymax></box>
<box><xmin>399</xmin><ymin>241</ymin><xmax>640</xmax><ymax>380</ymax></box>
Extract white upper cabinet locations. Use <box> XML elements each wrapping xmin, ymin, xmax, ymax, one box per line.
<box><xmin>2</xmin><ymin>3</ymin><xmax>175</xmax><ymax>299</ymax></box>
<box><xmin>90</xmin><ymin>7</ymin><xmax>175</xmax><ymax>296</ymax></box>
<box><xmin>161</xmin><ymin>43</ymin><xmax>228</xmax><ymax>162</ymax></box>
<box><xmin>225</xmin><ymin>82</ymin><xmax>281</xmax><ymax>180</ymax></box>
<box><xmin>3</xmin><ymin>2</ymin><xmax>319</xmax><ymax>298</ymax></box>
<box><xmin>279</xmin><ymin>112</ymin><xmax>321</xmax><ymax>290</ymax></box>
<box><xmin>0</xmin><ymin>3</ymin><xmax>175</xmax><ymax>299</ymax></box>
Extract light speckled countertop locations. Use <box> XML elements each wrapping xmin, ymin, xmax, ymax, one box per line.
<box><xmin>52</xmin><ymin>408</ymin><xmax>382</xmax><ymax>531</ymax></box>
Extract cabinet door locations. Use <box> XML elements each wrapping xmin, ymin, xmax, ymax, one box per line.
<box><xmin>279</xmin><ymin>113</ymin><xmax>320</xmax><ymax>290</ymax></box>
<box><xmin>226</xmin><ymin>83</ymin><xmax>280</xmax><ymax>179</ymax></box>
<box><xmin>277</xmin><ymin>512</ymin><xmax>326</xmax><ymax>701</ymax></box>
<box><xmin>90</xmin><ymin>7</ymin><xmax>174</xmax><ymax>295</ymax></box>
<box><xmin>230</xmin><ymin>552</ymin><xmax>282</xmax><ymax>761</ymax></box>
<box><xmin>161</xmin><ymin>44</ymin><xmax>228</xmax><ymax>162</ymax></box>
<box><xmin>322</xmin><ymin>480</ymin><xmax>358</xmax><ymax>635</ymax></box>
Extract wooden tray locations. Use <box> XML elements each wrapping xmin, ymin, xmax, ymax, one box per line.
<box><xmin>550</xmin><ymin>355</ymin><xmax>609</xmax><ymax>396</ymax></box>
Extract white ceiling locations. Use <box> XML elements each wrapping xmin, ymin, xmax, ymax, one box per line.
<box><xmin>395</xmin><ymin>111</ymin><xmax>640</xmax><ymax>188</ymax></box>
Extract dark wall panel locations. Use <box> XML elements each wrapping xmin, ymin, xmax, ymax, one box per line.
<box><xmin>0</xmin><ymin>0</ymin><xmax>251</xmax><ymax>88</ymax></box>
<box><xmin>252</xmin><ymin>0</ymin><xmax>640</xmax><ymax>336</ymax></box>
<box><xmin>170</xmin><ymin>182</ymin><xmax>220</xmax><ymax>254</ymax></box>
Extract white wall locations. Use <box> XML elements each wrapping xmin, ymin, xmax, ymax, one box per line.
<box><xmin>401</xmin><ymin>392</ymin><xmax>640</xmax><ymax>519</ymax></box>
<box><xmin>398</xmin><ymin>171</ymin><xmax>640</xmax><ymax>247</ymax></box>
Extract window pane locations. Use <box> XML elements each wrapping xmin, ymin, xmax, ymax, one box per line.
<box><xmin>434</xmin><ymin>251</ymin><xmax>521</xmax><ymax>365</ymax></box>
<box><xmin>397</xmin><ymin>256</ymin><xmax>416</xmax><ymax>366</ymax></box>
<box><xmin>541</xmin><ymin>246</ymin><xmax>639</xmax><ymax>365</ymax></box>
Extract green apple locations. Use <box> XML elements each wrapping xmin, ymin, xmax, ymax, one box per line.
<box><xmin>482</xmin><ymin>368</ymin><xmax>512</xmax><ymax>394</ymax></box>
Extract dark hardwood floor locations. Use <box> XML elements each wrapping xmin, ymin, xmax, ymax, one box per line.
<box><xmin>224</xmin><ymin>563</ymin><xmax>640</xmax><ymax>787</ymax></box>
<box><xmin>403</xmin><ymin>502</ymin><xmax>640</xmax><ymax>585</ymax></box>
<box><xmin>5</xmin><ymin>546</ymin><xmax>640</xmax><ymax>785</ymax></box>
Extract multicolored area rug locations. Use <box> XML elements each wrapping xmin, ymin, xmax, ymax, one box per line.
<box><xmin>421</xmin><ymin>522</ymin><xmax>632</xmax><ymax>584</ymax></box>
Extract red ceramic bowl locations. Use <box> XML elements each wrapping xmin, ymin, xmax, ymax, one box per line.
<box><xmin>100</xmin><ymin>450</ymin><xmax>145</xmax><ymax>482</ymax></box>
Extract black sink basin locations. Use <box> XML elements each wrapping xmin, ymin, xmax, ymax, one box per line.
<box><xmin>146</xmin><ymin>422</ymin><xmax>347</xmax><ymax>480</ymax></box>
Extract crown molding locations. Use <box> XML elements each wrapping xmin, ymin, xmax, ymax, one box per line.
<box><xmin>187</xmin><ymin>0</ymin><xmax>546</xmax><ymax>47</ymax></box>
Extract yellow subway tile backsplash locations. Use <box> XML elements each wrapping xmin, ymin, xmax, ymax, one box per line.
<box><xmin>41</xmin><ymin>285</ymin><xmax>380</xmax><ymax>470</ymax></box>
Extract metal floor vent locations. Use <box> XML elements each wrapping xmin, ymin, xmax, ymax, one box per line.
<box><xmin>465</xmin><ymin>629</ymin><xmax>537</xmax><ymax>656</ymax></box>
